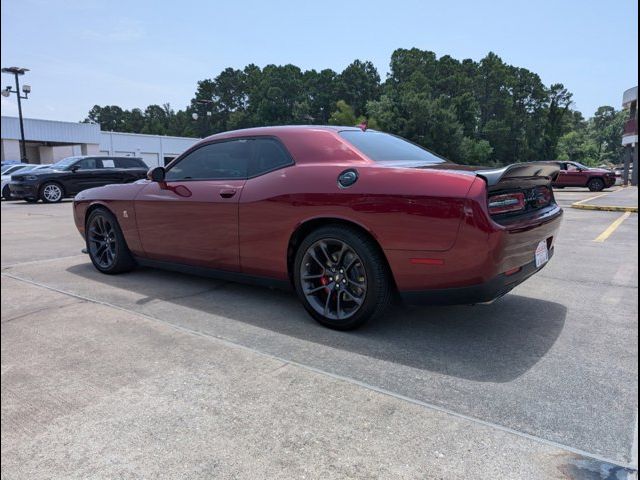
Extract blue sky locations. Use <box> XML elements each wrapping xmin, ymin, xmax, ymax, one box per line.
<box><xmin>1</xmin><ymin>0</ymin><xmax>637</xmax><ymax>122</ymax></box>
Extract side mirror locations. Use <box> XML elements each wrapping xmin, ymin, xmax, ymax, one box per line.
<box><xmin>70</xmin><ymin>165</ymin><xmax>80</xmax><ymax>172</ymax></box>
<box><xmin>147</xmin><ymin>166</ymin><xmax>166</xmax><ymax>182</ymax></box>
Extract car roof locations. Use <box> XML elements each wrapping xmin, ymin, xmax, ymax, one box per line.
<box><xmin>201</xmin><ymin>125</ymin><xmax>362</xmax><ymax>142</ymax></box>
<box><xmin>71</xmin><ymin>155</ymin><xmax>143</xmax><ymax>160</ymax></box>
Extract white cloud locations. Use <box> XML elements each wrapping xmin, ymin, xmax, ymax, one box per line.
<box><xmin>81</xmin><ymin>18</ymin><xmax>145</xmax><ymax>42</ymax></box>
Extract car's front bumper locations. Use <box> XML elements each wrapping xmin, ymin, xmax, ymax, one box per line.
<box><xmin>400</xmin><ymin>248</ymin><xmax>554</xmax><ymax>305</ymax></box>
<box><xmin>9</xmin><ymin>182</ymin><xmax>38</xmax><ymax>199</ymax></box>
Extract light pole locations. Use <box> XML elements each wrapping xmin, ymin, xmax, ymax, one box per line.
<box><xmin>1</xmin><ymin>67</ymin><xmax>31</xmax><ymax>163</ymax></box>
<box><xmin>192</xmin><ymin>98</ymin><xmax>214</xmax><ymax>120</ymax></box>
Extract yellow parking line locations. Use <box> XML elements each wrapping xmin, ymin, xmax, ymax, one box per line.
<box><xmin>593</xmin><ymin>212</ymin><xmax>632</xmax><ymax>243</ymax></box>
<box><xmin>573</xmin><ymin>191</ymin><xmax>613</xmax><ymax>206</ymax></box>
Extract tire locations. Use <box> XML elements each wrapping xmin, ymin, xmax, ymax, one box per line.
<box><xmin>293</xmin><ymin>225</ymin><xmax>391</xmax><ymax>330</ymax></box>
<box><xmin>86</xmin><ymin>208</ymin><xmax>136</xmax><ymax>274</ymax></box>
<box><xmin>587</xmin><ymin>177</ymin><xmax>605</xmax><ymax>192</ymax></box>
<box><xmin>40</xmin><ymin>182</ymin><xmax>64</xmax><ymax>203</ymax></box>
<box><xmin>2</xmin><ymin>184</ymin><xmax>10</xmax><ymax>200</ymax></box>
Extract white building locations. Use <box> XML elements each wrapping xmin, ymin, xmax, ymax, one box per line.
<box><xmin>1</xmin><ymin>116</ymin><xmax>199</xmax><ymax>167</ymax></box>
<box><xmin>621</xmin><ymin>86</ymin><xmax>638</xmax><ymax>186</ymax></box>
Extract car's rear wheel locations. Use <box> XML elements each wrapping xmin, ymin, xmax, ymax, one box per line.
<box><xmin>588</xmin><ymin>177</ymin><xmax>605</xmax><ymax>192</ymax></box>
<box><xmin>293</xmin><ymin>225</ymin><xmax>391</xmax><ymax>330</ymax></box>
<box><xmin>86</xmin><ymin>208</ymin><xmax>136</xmax><ymax>274</ymax></box>
<box><xmin>40</xmin><ymin>182</ymin><xmax>64</xmax><ymax>203</ymax></box>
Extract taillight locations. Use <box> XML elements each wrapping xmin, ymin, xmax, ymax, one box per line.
<box><xmin>534</xmin><ymin>186</ymin><xmax>552</xmax><ymax>208</ymax></box>
<box><xmin>488</xmin><ymin>192</ymin><xmax>525</xmax><ymax>215</ymax></box>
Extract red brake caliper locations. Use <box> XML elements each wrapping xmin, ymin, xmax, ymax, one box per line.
<box><xmin>320</xmin><ymin>275</ymin><xmax>330</xmax><ymax>293</ymax></box>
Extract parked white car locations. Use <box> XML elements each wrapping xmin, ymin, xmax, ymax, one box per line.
<box><xmin>2</xmin><ymin>164</ymin><xmax>50</xmax><ymax>199</ymax></box>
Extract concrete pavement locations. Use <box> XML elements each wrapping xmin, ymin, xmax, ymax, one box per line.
<box><xmin>572</xmin><ymin>186</ymin><xmax>638</xmax><ymax>212</ymax></box>
<box><xmin>1</xmin><ymin>197</ymin><xmax>638</xmax><ymax>479</ymax></box>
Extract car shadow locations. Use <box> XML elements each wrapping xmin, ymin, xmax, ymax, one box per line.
<box><xmin>67</xmin><ymin>262</ymin><xmax>566</xmax><ymax>383</ymax></box>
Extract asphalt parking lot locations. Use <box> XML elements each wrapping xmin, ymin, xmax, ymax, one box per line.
<box><xmin>1</xmin><ymin>189</ymin><xmax>638</xmax><ymax>479</ymax></box>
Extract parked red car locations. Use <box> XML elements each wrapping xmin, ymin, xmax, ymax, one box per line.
<box><xmin>551</xmin><ymin>161</ymin><xmax>616</xmax><ymax>191</ymax></box>
<box><xmin>73</xmin><ymin>126</ymin><xmax>562</xmax><ymax>329</ymax></box>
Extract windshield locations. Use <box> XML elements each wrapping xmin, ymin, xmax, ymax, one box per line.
<box><xmin>339</xmin><ymin>130</ymin><xmax>446</xmax><ymax>165</ymax></box>
<box><xmin>51</xmin><ymin>156</ymin><xmax>83</xmax><ymax>170</ymax></box>
<box><xmin>2</xmin><ymin>164</ymin><xmax>30</xmax><ymax>175</ymax></box>
<box><xmin>2</xmin><ymin>164</ymin><xmax>22</xmax><ymax>174</ymax></box>
<box><xmin>571</xmin><ymin>162</ymin><xmax>589</xmax><ymax>170</ymax></box>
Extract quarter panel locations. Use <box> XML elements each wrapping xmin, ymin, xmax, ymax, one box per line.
<box><xmin>238</xmin><ymin>164</ymin><xmax>475</xmax><ymax>280</ymax></box>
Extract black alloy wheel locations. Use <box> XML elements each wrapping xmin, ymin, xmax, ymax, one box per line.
<box><xmin>588</xmin><ymin>178</ymin><xmax>605</xmax><ymax>192</ymax></box>
<box><xmin>294</xmin><ymin>225</ymin><xmax>391</xmax><ymax>330</ymax></box>
<box><xmin>86</xmin><ymin>208</ymin><xmax>136</xmax><ymax>274</ymax></box>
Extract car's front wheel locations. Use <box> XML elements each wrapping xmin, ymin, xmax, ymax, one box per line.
<box><xmin>588</xmin><ymin>177</ymin><xmax>605</xmax><ymax>192</ymax></box>
<box><xmin>293</xmin><ymin>225</ymin><xmax>391</xmax><ymax>330</ymax></box>
<box><xmin>40</xmin><ymin>182</ymin><xmax>64</xmax><ymax>203</ymax></box>
<box><xmin>2</xmin><ymin>184</ymin><xmax>11</xmax><ymax>200</ymax></box>
<box><xmin>86</xmin><ymin>208</ymin><xmax>136</xmax><ymax>274</ymax></box>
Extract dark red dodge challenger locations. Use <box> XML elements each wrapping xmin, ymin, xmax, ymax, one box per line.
<box><xmin>73</xmin><ymin>126</ymin><xmax>562</xmax><ymax>329</ymax></box>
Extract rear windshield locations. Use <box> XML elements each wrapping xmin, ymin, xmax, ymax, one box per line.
<box><xmin>339</xmin><ymin>131</ymin><xmax>446</xmax><ymax>164</ymax></box>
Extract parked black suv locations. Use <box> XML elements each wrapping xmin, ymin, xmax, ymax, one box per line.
<box><xmin>9</xmin><ymin>156</ymin><xmax>148</xmax><ymax>203</ymax></box>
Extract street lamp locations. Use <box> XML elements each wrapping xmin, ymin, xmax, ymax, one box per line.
<box><xmin>193</xmin><ymin>98</ymin><xmax>214</xmax><ymax>119</ymax></box>
<box><xmin>1</xmin><ymin>67</ymin><xmax>31</xmax><ymax>163</ymax></box>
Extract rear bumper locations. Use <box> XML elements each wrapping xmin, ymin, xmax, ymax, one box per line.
<box><xmin>400</xmin><ymin>248</ymin><xmax>554</xmax><ymax>305</ymax></box>
<box><xmin>386</xmin><ymin>204</ymin><xmax>562</xmax><ymax>292</ymax></box>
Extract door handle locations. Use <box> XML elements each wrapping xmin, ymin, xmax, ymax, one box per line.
<box><xmin>219</xmin><ymin>189</ymin><xmax>237</xmax><ymax>198</ymax></box>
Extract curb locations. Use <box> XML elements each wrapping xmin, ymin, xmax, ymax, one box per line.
<box><xmin>571</xmin><ymin>203</ymin><xmax>638</xmax><ymax>213</ymax></box>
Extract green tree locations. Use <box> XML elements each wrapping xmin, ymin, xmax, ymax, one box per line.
<box><xmin>336</xmin><ymin>60</ymin><xmax>380</xmax><ymax>117</ymax></box>
<box><xmin>328</xmin><ymin>100</ymin><xmax>357</xmax><ymax>126</ymax></box>
<box><xmin>591</xmin><ymin>106</ymin><xmax>625</xmax><ymax>163</ymax></box>
<box><xmin>84</xmin><ymin>105</ymin><xmax>128</xmax><ymax>132</ymax></box>
<box><xmin>557</xmin><ymin>131</ymin><xmax>598</xmax><ymax>164</ymax></box>
<box><xmin>82</xmin><ymin>48</ymin><xmax>619</xmax><ymax>168</ymax></box>
<box><xmin>541</xmin><ymin>83</ymin><xmax>573</xmax><ymax>159</ymax></box>
<box><xmin>459</xmin><ymin>137</ymin><xmax>494</xmax><ymax>165</ymax></box>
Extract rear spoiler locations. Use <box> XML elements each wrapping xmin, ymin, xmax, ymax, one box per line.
<box><xmin>475</xmin><ymin>162</ymin><xmax>560</xmax><ymax>187</ymax></box>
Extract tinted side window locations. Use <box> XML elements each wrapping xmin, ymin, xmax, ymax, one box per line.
<box><xmin>249</xmin><ymin>138</ymin><xmax>292</xmax><ymax>177</ymax></box>
<box><xmin>75</xmin><ymin>158</ymin><xmax>98</xmax><ymax>170</ymax></box>
<box><xmin>114</xmin><ymin>158</ymin><xmax>145</xmax><ymax>168</ymax></box>
<box><xmin>165</xmin><ymin>140</ymin><xmax>250</xmax><ymax>181</ymax></box>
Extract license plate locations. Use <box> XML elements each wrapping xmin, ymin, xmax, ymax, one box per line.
<box><xmin>535</xmin><ymin>240</ymin><xmax>549</xmax><ymax>268</ymax></box>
